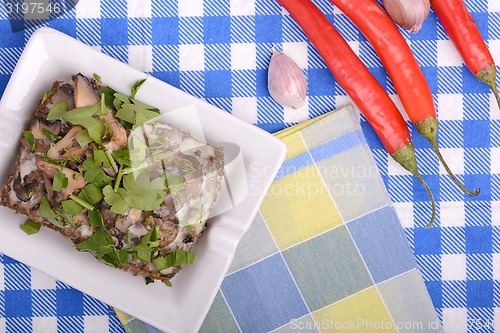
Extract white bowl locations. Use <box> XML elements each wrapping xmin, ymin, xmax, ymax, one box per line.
<box><xmin>0</xmin><ymin>28</ymin><xmax>286</xmax><ymax>333</ymax></box>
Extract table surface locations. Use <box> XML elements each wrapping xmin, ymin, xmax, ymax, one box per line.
<box><xmin>0</xmin><ymin>0</ymin><xmax>499</xmax><ymax>332</ymax></box>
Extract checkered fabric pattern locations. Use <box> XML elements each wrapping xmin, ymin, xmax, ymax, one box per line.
<box><xmin>0</xmin><ymin>0</ymin><xmax>498</xmax><ymax>332</ymax></box>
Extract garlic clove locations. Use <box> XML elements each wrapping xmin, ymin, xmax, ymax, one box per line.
<box><xmin>382</xmin><ymin>0</ymin><xmax>430</xmax><ymax>33</ymax></box>
<box><xmin>267</xmin><ymin>49</ymin><xmax>308</xmax><ymax>109</ymax></box>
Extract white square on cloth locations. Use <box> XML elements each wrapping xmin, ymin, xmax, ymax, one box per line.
<box><xmin>84</xmin><ymin>316</ymin><xmax>109</xmax><ymax>333</ymax></box>
<box><xmin>128</xmin><ymin>0</ymin><xmax>152</xmax><ymax>17</ymax></box>
<box><xmin>491</xmin><ymin>148</ymin><xmax>500</xmax><ymax>174</ymax></box>
<box><xmin>442</xmin><ymin>308</ymin><xmax>467</xmax><ymax>333</ymax></box>
<box><xmin>494</xmin><ymin>308</ymin><xmax>500</xmax><ymax>333</ymax></box>
<box><xmin>284</xmin><ymin>100</ymin><xmax>309</xmax><ymax>124</ymax></box>
<box><xmin>393</xmin><ymin>202</ymin><xmax>414</xmax><ymax>228</ymax></box>
<box><xmin>489</xmin><ymin>1</ymin><xmax>500</xmax><ymax>12</ymax></box>
<box><xmin>76</xmin><ymin>0</ymin><xmax>100</xmax><ymax>19</ymax></box>
<box><xmin>440</xmin><ymin>201</ymin><xmax>465</xmax><ymax>227</ymax></box>
<box><xmin>437</xmin><ymin>40</ymin><xmax>463</xmax><ymax>67</ymax></box>
<box><xmin>179</xmin><ymin>0</ymin><xmax>204</xmax><ymax>17</ymax></box>
<box><xmin>441</xmin><ymin>254</ymin><xmax>466</xmax><ymax>280</ymax></box>
<box><xmin>282</xmin><ymin>42</ymin><xmax>308</xmax><ymax>69</ymax></box>
<box><xmin>231</xmin><ymin>43</ymin><xmax>256</xmax><ymax>70</ymax></box>
<box><xmin>439</xmin><ymin>148</ymin><xmax>464</xmax><ymax>175</ymax></box>
<box><xmin>492</xmin><ymin>201</ymin><xmax>500</xmax><ymax>226</ymax></box>
<box><xmin>128</xmin><ymin>45</ymin><xmax>153</xmax><ymax>73</ymax></box>
<box><xmin>31</xmin><ymin>268</ymin><xmax>56</xmax><ymax>290</ymax></box>
<box><xmin>493</xmin><ymin>254</ymin><xmax>500</xmax><ymax>280</ymax></box>
<box><xmin>438</xmin><ymin>94</ymin><xmax>463</xmax><ymax>121</ymax></box>
<box><xmin>179</xmin><ymin>44</ymin><xmax>205</xmax><ymax>71</ymax></box>
<box><xmin>32</xmin><ymin>317</ymin><xmax>57</xmax><ymax>333</ymax></box>
<box><xmin>0</xmin><ymin>319</ymin><xmax>4</xmax><ymax>333</ymax></box>
<box><xmin>230</xmin><ymin>0</ymin><xmax>255</xmax><ymax>16</ymax></box>
<box><xmin>232</xmin><ymin>97</ymin><xmax>257</xmax><ymax>124</ymax></box>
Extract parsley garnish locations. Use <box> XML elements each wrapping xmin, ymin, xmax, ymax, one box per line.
<box><xmin>52</xmin><ymin>172</ymin><xmax>68</xmax><ymax>192</ymax></box>
<box><xmin>46</xmin><ymin>101</ymin><xmax>68</xmax><ymax>121</ymax></box>
<box><xmin>22</xmin><ymin>130</ymin><xmax>35</xmax><ymax>151</ymax></box>
<box><xmin>41</xmin><ymin>128</ymin><xmax>61</xmax><ymax>141</ymax></box>
<box><xmin>82</xmin><ymin>158</ymin><xmax>114</xmax><ymax>188</ymax></box>
<box><xmin>153</xmin><ymin>249</ymin><xmax>196</xmax><ymax>271</ymax></box>
<box><xmin>62</xmin><ymin>199</ymin><xmax>84</xmax><ymax>216</ymax></box>
<box><xmin>20</xmin><ymin>219</ymin><xmax>41</xmax><ymax>235</ymax></box>
<box><xmin>93</xmin><ymin>73</ymin><xmax>102</xmax><ymax>83</ymax></box>
<box><xmin>39</xmin><ymin>196</ymin><xmax>65</xmax><ymax>228</ymax></box>
<box><xmin>131</xmin><ymin>78</ymin><xmax>146</xmax><ymax>99</ymax></box>
<box><xmin>126</xmin><ymin>226</ymin><xmax>160</xmax><ymax>262</ymax></box>
<box><xmin>62</xmin><ymin>103</ymin><xmax>103</xmax><ymax>144</ymax></box>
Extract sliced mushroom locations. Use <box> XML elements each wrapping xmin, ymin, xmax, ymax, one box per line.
<box><xmin>103</xmin><ymin>114</ymin><xmax>128</xmax><ymax>152</ymax></box>
<box><xmin>36</xmin><ymin>160</ymin><xmax>86</xmax><ymax>200</ymax></box>
<box><xmin>30</xmin><ymin>118</ymin><xmax>62</xmax><ymax>140</ymax></box>
<box><xmin>74</xmin><ymin>73</ymin><xmax>100</xmax><ymax>108</ymax></box>
<box><xmin>52</xmin><ymin>83</ymin><xmax>75</xmax><ymax>110</ymax></box>
<box><xmin>13</xmin><ymin>174</ymin><xmax>34</xmax><ymax>202</ymax></box>
<box><xmin>47</xmin><ymin>125</ymin><xmax>83</xmax><ymax>159</ymax></box>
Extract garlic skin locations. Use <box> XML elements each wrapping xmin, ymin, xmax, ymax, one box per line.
<box><xmin>267</xmin><ymin>49</ymin><xmax>308</xmax><ymax>109</ymax></box>
<box><xmin>382</xmin><ymin>0</ymin><xmax>430</xmax><ymax>33</ymax></box>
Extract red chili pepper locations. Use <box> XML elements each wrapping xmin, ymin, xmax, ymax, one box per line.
<box><xmin>330</xmin><ymin>0</ymin><xmax>479</xmax><ymax>198</ymax></box>
<box><xmin>430</xmin><ymin>0</ymin><xmax>500</xmax><ymax>108</ymax></box>
<box><xmin>276</xmin><ymin>0</ymin><xmax>436</xmax><ymax>225</ymax></box>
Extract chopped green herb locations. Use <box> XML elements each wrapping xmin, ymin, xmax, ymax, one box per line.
<box><xmin>62</xmin><ymin>199</ymin><xmax>84</xmax><ymax>216</ymax></box>
<box><xmin>145</xmin><ymin>277</ymin><xmax>154</xmax><ymax>285</ymax></box>
<box><xmin>105</xmin><ymin>150</ymin><xmax>119</xmax><ymax>174</ymax></box>
<box><xmin>164</xmin><ymin>280</ymin><xmax>172</xmax><ymax>287</ymax></box>
<box><xmin>126</xmin><ymin>226</ymin><xmax>160</xmax><ymax>262</ymax></box>
<box><xmin>125</xmin><ymin>228</ymin><xmax>131</xmax><ymax>244</ymax></box>
<box><xmin>93</xmin><ymin>149</ymin><xmax>111</xmax><ymax>168</ymax></box>
<box><xmin>112</xmin><ymin>149</ymin><xmax>132</xmax><ymax>167</ymax></box>
<box><xmin>20</xmin><ymin>219</ymin><xmax>41</xmax><ymax>235</ymax></box>
<box><xmin>114</xmin><ymin>165</ymin><xmax>124</xmax><ymax>192</ymax></box>
<box><xmin>88</xmin><ymin>209</ymin><xmax>104</xmax><ymax>229</ymax></box>
<box><xmin>182</xmin><ymin>160</ymin><xmax>196</xmax><ymax>174</ymax></box>
<box><xmin>115</xmin><ymin>104</ymin><xmax>160</xmax><ymax>129</ymax></box>
<box><xmin>75</xmin><ymin>227</ymin><xmax>114</xmax><ymax>254</ymax></box>
<box><xmin>98</xmin><ymin>86</ymin><xmax>117</xmax><ymax>107</ymax></box>
<box><xmin>93</xmin><ymin>73</ymin><xmax>102</xmax><ymax>83</ymax></box>
<box><xmin>69</xmin><ymin>194</ymin><xmax>94</xmax><ymax>211</ymax></box>
<box><xmin>102</xmin><ymin>185</ymin><xmax>129</xmax><ymax>214</ymax></box>
<box><xmin>164</xmin><ymin>174</ymin><xmax>185</xmax><ymax>193</ymax></box>
<box><xmin>39</xmin><ymin>196</ymin><xmax>65</xmax><ymax>228</ymax></box>
<box><xmin>82</xmin><ymin>158</ymin><xmax>114</xmax><ymax>188</ymax></box>
<box><xmin>76</xmin><ymin>129</ymin><xmax>93</xmax><ymax>149</ymax></box>
<box><xmin>129</xmin><ymin>135</ymin><xmax>147</xmax><ymax>162</ymax></box>
<box><xmin>100</xmin><ymin>93</ymin><xmax>108</xmax><ymax>115</ymax></box>
<box><xmin>153</xmin><ymin>249</ymin><xmax>196</xmax><ymax>271</ymax></box>
<box><xmin>77</xmin><ymin>183</ymin><xmax>104</xmax><ymax>205</ymax></box>
<box><xmin>41</xmin><ymin>128</ymin><xmax>61</xmax><ymax>141</ymax></box>
<box><xmin>41</xmin><ymin>90</ymin><xmax>56</xmax><ymax>104</ymax></box>
<box><xmin>62</xmin><ymin>103</ymin><xmax>103</xmax><ymax>144</ymax></box>
<box><xmin>52</xmin><ymin>172</ymin><xmax>68</xmax><ymax>192</ymax></box>
<box><xmin>99</xmin><ymin>249</ymin><xmax>128</xmax><ymax>268</ymax></box>
<box><xmin>131</xmin><ymin>78</ymin><xmax>147</xmax><ymax>99</ymax></box>
<box><xmin>46</xmin><ymin>101</ymin><xmax>68</xmax><ymax>121</ymax></box>
<box><xmin>23</xmin><ymin>130</ymin><xmax>35</xmax><ymax>151</ymax></box>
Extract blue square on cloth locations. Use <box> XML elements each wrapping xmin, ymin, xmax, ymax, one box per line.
<box><xmin>47</xmin><ymin>19</ymin><xmax>76</xmax><ymax>37</ymax></box>
<box><xmin>462</xmin><ymin>67</ymin><xmax>490</xmax><ymax>94</ymax></box>
<box><xmin>204</xmin><ymin>70</ymin><xmax>231</xmax><ymax>98</ymax></box>
<box><xmin>466</xmin><ymin>226</ymin><xmax>492</xmax><ymax>254</ymax></box>
<box><xmin>101</xmin><ymin>18</ymin><xmax>128</xmax><ymax>46</ymax></box>
<box><xmin>414</xmin><ymin>227</ymin><xmax>441</xmax><ymax>255</ymax></box>
<box><xmin>221</xmin><ymin>254</ymin><xmax>308</xmax><ymax>333</ymax></box>
<box><xmin>56</xmin><ymin>289</ymin><xmax>83</xmax><ymax>316</ymax></box>
<box><xmin>152</xmin><ymin>17</ymin><xmax>179</xmax><ymax>45</ymax></box>
<box><xmin>425</xmin><ymin>281</ymin><xmax>443</xmax><ymax>309</ymax></box>
<box><xmin>0</xmin><ymin>23</ymin><xmax>23</xmax><ymax>47</ymax></box>
<box><xmin>409</xmin><ymin>13</ymin><xmax>438</xmax><ymax>40</ymax></box>
<box><xmin>256</xmin><ymin>69</ymin><xmax>270</xmax><ymax>97</ymax></box>
<box><xmin>421</xmin><ymin>67</ymin><xmax>438</xmax><ymax>94</ymax></box>
<box><xmin>347</xmin><ymin>206</ymin><xmax>417</xmax><ymax>283</ymax></box>
<box><xmin>467</xmin><ymin>280</ymin><xmax>493</xmax><ymax>308</ymax></box>
<box><xmin>307</xmin><ymin>68</ymin><xmax>336</xmax><ymax>96</ymax></box>
<box><xmin>203</xmin><ymin>16</ymin><xmax>230</xmax><ymax>44</ymax></box>
<box><xmin>4</xmin><ymin>290</ymin><xmax>31</xmax><ymax>317</ymax></box>
<box><xmin>255</xmin><ymin>15</ymin><xmax>282</xmax><ymax>43</ymax></box>
<box><xmin>152</xmin><ymin>71</ymin><xmax>180</xmax><ymax>88</ymax></box>
<box><xmin>464</xmin><ymin>120</ymin><xmax>490</xmax><ymax>148</ymax></box>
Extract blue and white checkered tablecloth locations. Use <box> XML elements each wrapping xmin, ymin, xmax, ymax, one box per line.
<box><xmin>0</xmin><ymin>0</ymin><xmax>500</xmax><ymax>332</ymax></box>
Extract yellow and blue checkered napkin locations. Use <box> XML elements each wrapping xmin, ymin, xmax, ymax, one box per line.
<box><xmin>116</xmin><ymin>106</ymin><xmax>442</xmax><ymax>333</ymax></box>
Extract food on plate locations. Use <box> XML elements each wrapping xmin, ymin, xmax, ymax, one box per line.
<box><xmin>0</xmin><ymin>73</ymin><xmax>224</xmax><ymax>286</ymax></box>
<box><xmin>275</xmin><ymin>0</ymin><xmax>437</xmax><ymax>226</ymax></box>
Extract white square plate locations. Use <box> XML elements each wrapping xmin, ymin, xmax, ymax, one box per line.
<box><xmin>0</xmin><ymin>28</ymin><xmax>286</xmax><ymax>333</ymax></box>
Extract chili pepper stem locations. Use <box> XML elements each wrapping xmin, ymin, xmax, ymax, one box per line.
<box><xmin>476</xmin><ymin>65</ymin><xmax>500</xmax><ymax>111</ymax></box>
<box><xmin>416</xmin><ymin>117</ymin><xmax>480</xmax><ymax>197</ymax></box>
<box><xmin>391</xmin><ymin>143</ymin><xmax>436</xmax><ymax>227</ymax></box>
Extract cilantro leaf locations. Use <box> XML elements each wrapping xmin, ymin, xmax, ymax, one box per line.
<box><xmin>93</xmin><ymin>73</ymin><xmax>102</xmax><ymax>83</ymax></box>
<box><xmin>39</xmin><ymin>196</ymin><xmax>65</xmax><ymax>228</ymax></box>
<box><xmin>131</xmin><ymin>78</ymin><xmax>147</xmax><ymax>99</ymax></box>
<box><xmin>153</xmin><ymin>250</ymin><xmax>196</xmax><ymax>271</ymax></box>
<box><xmin>164</xmin><ymin>174</ymin><xmax>185</xmax><ymax>193</ymax></box>
<box><xmin>100</xmin><ymin>249</ymin><xmax>128</xmax><ymax>268</ymax></box>
<box><xmin>20</xmin><ymin>219</ymin><xmax>41</xmax><ymax>235</ymax></box>
<box><xmin>82</xmin><ymin>159</ymin><xmax>113</xmax><ymax>188</ymax></box>
<box><xmin>41</xmin><ymin>128</ymin><xmax>61</xmax><ymax>141</ymax></box>
<box><xmin>76</xmin><ymin>129</ymin><xmax>93</xmax><ymax>149</ymax></box>
<box><xmin>88</xmin><ymin>209</ymin><xmax>104</xmax><ymax>229</ymax></box>
<box><xmin>115</xmin><ymin>104</ymin><xmax>160</xmax><ymax>129</ymax></box>
<box><xmin>102</xmin><ymin>185</ymin><xmax>130</xmax><ymax>214</ymax></box>
<box><xmin>23</xmin><ymin>130</ymin><xmax>35</xmax><ymax>151</ymax></box>
<box><xmin>78</xmin><ymin>183</ymin><xmax>104</xmax><ymax>206</ymax></box>
<box><xmin>62</xmin><ymin>103</ymin><xmax>103</xmax><ymax>144</ymax></box>
<box><xmin>52</xmin><ymin>172</ymin><xmax>68</xmax><ymax>192</ymax></box>
<box><xmin>75</xmin><ymin>228</ymin><xmax>114</xmax><ymax>254</ymax></box>
<box><xmin>62</xmin><ymin>199</ymin><xmax>84</xmax><ymax>216</ymax></box>
<box><xmin>98</xmin><ymin>86</ymin><xmax>118</xmax><ymax>107</ymax></box>
<box><xmin>145</xmin><ymin>277</ymin><xmax>154</xmax><ymax>285</ymax></box>
<box><xmin>93</xmin><ymin>149</ymin><xmax>111</xmax><ymax>168</ymax></box>
<box><xmin>46</xmin><ymin>101</ymin><xmax>68</xmax><ymax>121</ymax></box>
<box><xmin>112</xmin><ymin>149</ymin><xmax>132</xmax><ymax>167</ymax></box>
<box><xmin>126</xmin><ymin>226</ymin><xmax>160</xmax><ymax>262</ymax></box>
